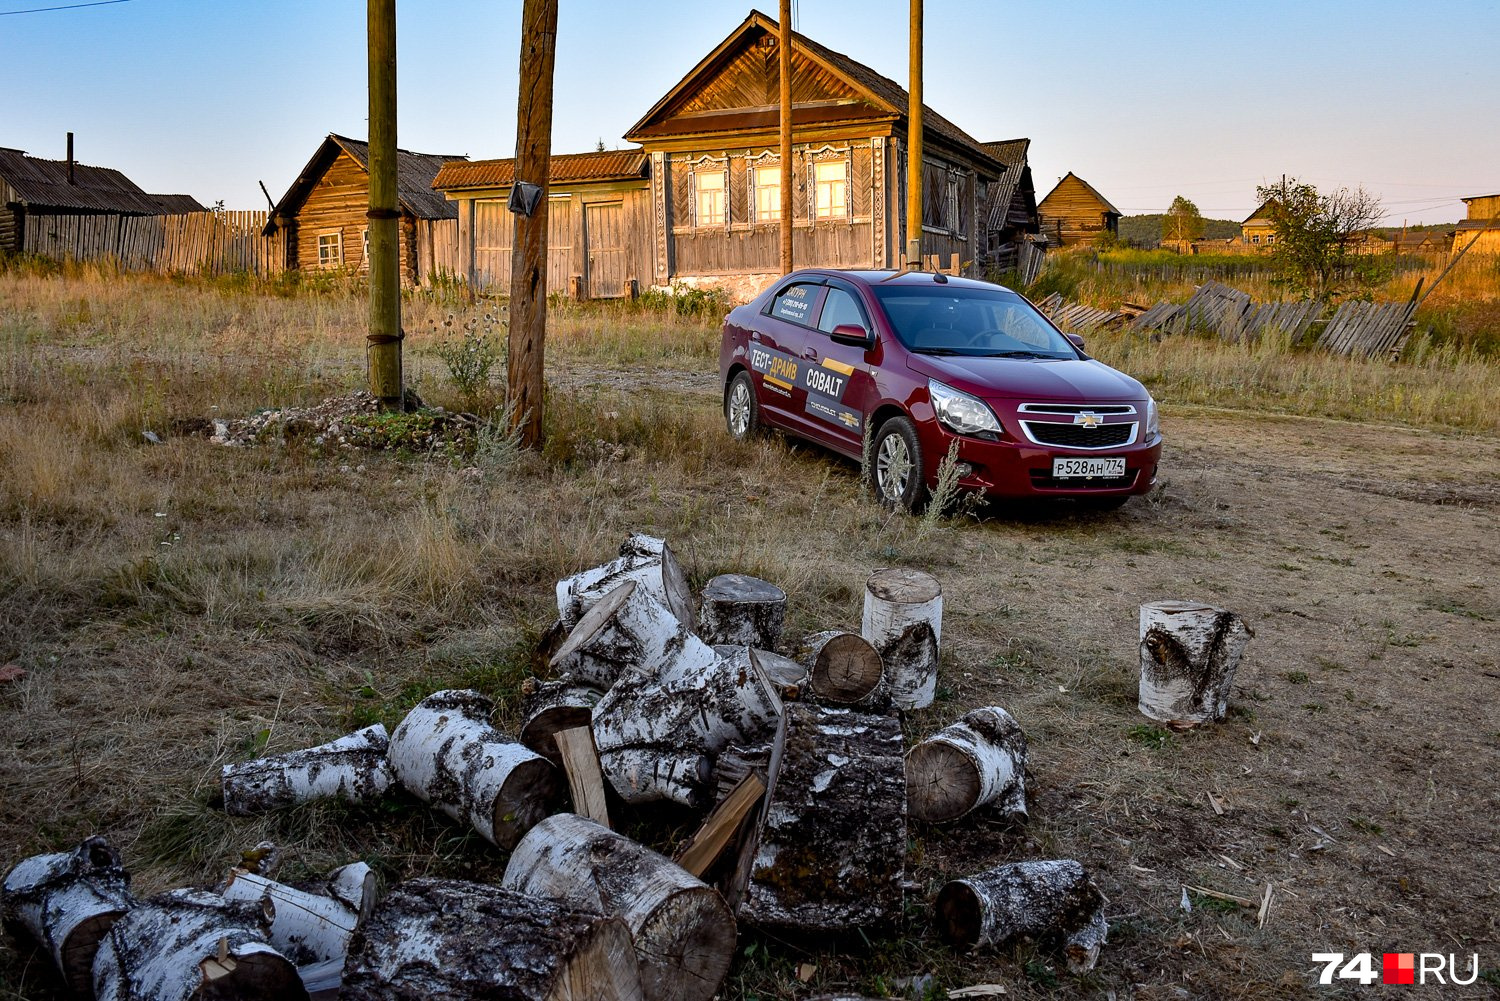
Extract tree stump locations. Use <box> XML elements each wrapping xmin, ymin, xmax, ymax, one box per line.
<box><xmin>340</xmin><ymin>878</ymin><xmax>644</xmax><ymax>1001</ymax></box>
<box><xmin>92</xmin><ymin>888</ymin><xmax>306</xmax><ymax>1001</ymax></box>
<box><xmin>556</xmin><ymin>534</ymin><xmax>695</xmax><ymax>631</ymax></box>
<box><xmin>935</xmin><ymin>860</ymin><xmax>1108</xmax><ymax>973</ymax></box>
<box><xmin>521</xmin><ymin>677</ymin><xmax>604</xmax><ymax>763</ymax></box>
<box><xmin>739</xmin><ymin>703</ymin><xmax>906</xmax><ymax>933</ymax></box>
<box><xmin>906</xmin><ymin>706</ymin><xmax>1028</xmax><ymax>823</ymax></box>
<box><xmin>861</xmin><ymin>568</ymin><xmax>942</xmax><ymax>710</ymax></box>
<box><xmin>698</xmin><ymin>574</ymin><xmax>786</xmax><ymax>649</ymax></box>
<box><xmin>387</xmin><ymin>690</ymin><xmax>559</xmax><ymax>850</ymax></box>
<box><xmin>2</xmin><ymin>836</ymin><xmax>134</xmax><ymax>995</ymax></box>
<box><xmin>793</xmin><ymin>631</ymin><xmax>886</xmax><ymax>708</ymax></box>
<box><xmin>220</xmin><ymin>724</ymin><xmax>394</xmax><ymax>815</ymax></box>
<box><xmin>1138</xmin><ymin>601</ymin><xmax>1254</xmax><ymax>726</ymax></box>
<box><xmin>502</xmin><ymin>814</ymin><xmax>736</xmax><ymax>1001</ymax></box>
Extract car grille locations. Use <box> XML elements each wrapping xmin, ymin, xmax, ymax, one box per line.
<box><xmin>1020</xmin><ymin>421</ymin><xmax>1136</xmax><ymax>448</ymax></box>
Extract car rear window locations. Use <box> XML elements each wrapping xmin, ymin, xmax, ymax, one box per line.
<box><xmin>871</xmin><ymin>286</ymin><xmax>1076</xmax><ymax>358</ymax></box>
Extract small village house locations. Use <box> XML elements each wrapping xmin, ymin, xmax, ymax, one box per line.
<box><xmin>263</xmin><ymin>134</ymin><xmax>464</xmax><ymax>284</ymax></box>
<box><xmin>1037</xmin><ymin>172</ymin><xmax>1120</xmax><ymax>248</ymax></box>
<box><xmin>1453</xmin><ymin>192</ymin><xmax>1500</xmax><ymax>257</ymax></box>
<box><xmin>1240</xmin><ymin>201</ymin><xmax>1278</xmax><ymax>249</ymax></box>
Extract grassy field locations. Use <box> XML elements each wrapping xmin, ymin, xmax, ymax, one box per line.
<box><xmin>2</xmin><ymin>265</ymin><xmax>1498</xmax><ymax>999</ymax></box>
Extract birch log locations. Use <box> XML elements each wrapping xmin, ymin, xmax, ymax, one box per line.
<box><xmin>550</xmin><ymin>580</ymin><xmax>688</xmax><ymax>689</ymax></box>
<box><xmin>92</xmin><ymin>888</ymin><xmax>306</xmax><ymax>1001</ymax></box>
<box><xmin>1138</xmin><ymin>601</ymin><xmax>1254</xmax><ymax>726</ymax></box>
<box><xmin>502</xmin><ymin>814</ymin><xmax>736</xmax><ymax>1001</ymax></box>
<box><xmin>935</xmin><ymin>860</ymin><xmax>1108</xmax><ymax>973</ymax></box>
<box><xmin>1</xmin><ymin>836</ymin><xmax>134</xmax><ymax>994</ymax></box>
<box><xmin>698</xmin><ymin>574</ymin><xmax>786</xmax><ymax>649</ymax></box>
<box><xmin>340</xmin><ymin>878</ymin><xmax>645</xmax><ymax>1001</ymax></box>
<box><xmin>387</xmin><ymin>690</ymin><xmax>559</xmax><ymax>850</ymax></box>
<box><xmin>739</xmin><ymin>704</ymin><xmax>906</xmax><ymax>933</ymax></box>
<box><xmin>520</xmin><ymin>676</ymin><xmax>604</xmax><ymax>762</ymax></box>
<box><xmin>556</xmin><ymin>534</ymin><xmax>695</xmax><ymax>631</ymax></box>
<box><xmin>220</xmin><ymin>724</ymin><xmax>394</xmax><ymax>815</ymax></box>
<box><xmin>219</xmin><ymin>867</ymin><xmax>369</xmax><ymax>967</ymax></box>
<box><xmin>906</xmin><ymin>707</ymin><xmax>1028</xmax><ymax>823</ymax></box>
<box><xmin>793</xmin><ymin>631</ymin><xmax>886</xmax><ymax>708</ymax></box>
<box><xmin>861</xmin><ymin>568</ymin><xmax>942</xmax><ymax>710</ymax></box>
<box><xmin>713</xmin><ymin>645</ymin><xmax>806</xmax><ymax>700</ymax></box>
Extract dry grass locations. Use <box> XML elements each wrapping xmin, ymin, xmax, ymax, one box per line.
<box><xmin>2</xmin><ymin>267</ymin><xmax>1498</xmax><ymax>999</ymax></box>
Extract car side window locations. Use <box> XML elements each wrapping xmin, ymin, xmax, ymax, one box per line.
<box><xmin>767</xmin><ymin>283</ymin><xmax>820</xmax><ymax>326</ymax></box>
<box><xmin>816</xmin><ymin>287</ymin><xmax>866</xmax><ymax>334</ymax></box>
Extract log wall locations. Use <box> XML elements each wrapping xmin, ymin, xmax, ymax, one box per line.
<box><xmin>1038</xmin><ymin>174</ymin><xmax>1118</xmax><ymax>248</ymax></box>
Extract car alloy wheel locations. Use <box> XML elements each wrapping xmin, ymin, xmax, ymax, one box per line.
<box><xmin>725</xmin><ymin>371</ymin><xmax>758</xmax><ymax>440</ymax></box>
<box><xmin>868</xmin><ymin>416</ymin><xmax>928</xmax><ymax>512</ymax></box>
<box><xmin>877</xmin><ymin>434</ymin><xmax>913</xmax><ymax>501</ymax></box>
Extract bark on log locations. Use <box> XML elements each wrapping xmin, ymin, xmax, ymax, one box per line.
<box><xmin>220</xmin><ymin>868</ymin><xmax>363</xmax><ymax>964</ymax></box>
<box><xmin>550</xmin><ymin>580</ymin><xmax>686</xmax><ymax>689</ymax></box>
<box><xmin>502</xmin><ymin>814</ymin><xmax>735</xmax><ymax>1001</ymax></box>
<box><xmin>698</xmin><ymin>574</ymin><xmax>786</xmax><ymax>649</ymax></box>
<box><xmin>340</xmin><ymin>878</ymin><xmax>644</xmax><ymax>1001</ymax></box>
<box><xmin>556</xmin><ymin>534</ymin><xmax>694</xmax><ymax>631</ymax></box>
<box><xmin>739</xmin><ymin>703</ymin><xmax>906</xmax><ymax>933</ymax></box>
<box><xmin>387</xmin><ymin>690</ymin><xmax>560</xmax><ymax>850</ymax></box>
<box><xmin>220</xmin><ymin>724</ymin><xmax>394</xmax><ymax>815</ymax></box>
<box><xmin>1</xmin><ymin>836</ymin><xmax>134</xmax><ymax>994</ymax></box>
<box><xmin>906</xmin><ymin>707</ymin><xmax>1028</xmax><ymax>823</ymax></box>
<box><xmin>713</xmin><ymin>645</ymin><xmax>806</xmax><ymax>700</ymax></box>
<box><xmin>793</xmin><ymin>631</ymin><xmax>886</xmax><ymax>708</ymax></box>
<box><xmin>92</xmin><ymin>888</ymin><xmax>306</xmax><ymax>1001</ymax></box>
<box><xmin>1138</xmin><ymin>601</ymin><xmax>1254</xmax><ymax>726</ymax></box>
<box><xmin>521</xmin><ymin>676</ymin><xmax>604</xmax><ymax>762</ymax></box>
<box><xmin>861</xmin><ymin>568</ymin><xmax>942</xmax><ymax>710</ymax></box>
<box><xmin>935</xmin><ymin>860</ymin><xmax>1108</xmax><ymax>973</ymax></box>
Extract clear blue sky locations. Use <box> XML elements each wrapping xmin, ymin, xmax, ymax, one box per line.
<box><xmin>3</xmin><ymin>0</ymin><xmax>1495</xmax><ymax>225</ymax></box>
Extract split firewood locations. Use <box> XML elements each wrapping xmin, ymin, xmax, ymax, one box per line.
<box><xmin>675</xmin><ymin>771</ymin><xmax>766</xmax><ymax>878</ymax></box>
<box><xmin>550</xmin><ymin>579</ymin><xmax>691</xmax><ymax>689</ymax></box>
<box><xmin>935</xmin><ymin>860</ymin><xmax>1109</xmax><ymax>974</ymax></box>
<box><xmin>340</xmin><ymin>878</ymin><xmax>645</xmax><ymax>1001</ymax></box>
<box><xmin>1138</xmin><ymin>601</ymin><xmax>1254</xmax><ymax>726</ymax></box>
<box><xmin>92</xmin><ymin>888</ymin><xmax>307</xmax><ymax>1001</ymax></box>
<box><xmin>553</xmin><ymin>726</ymin><xmax>611</xmax><ymax>827</ymax></box>
<box><xmin>793</xmin><ymin>630</ymin><xmax>887</xmax><ymax>708</ymax></box>
<box><xmin>520</xmin><ymin>676</ymin><xmax>604</xmax><ymax>762</ymax></box>
<box><xmin>906</xmin><ymin>706</ymin><xmax>1028</xmax><ymax>823</ymax></box>
<box><xmin>861</xmin><ymin>567</ymin><xmax>943</xmax><ymax>710</ymax></box>
<box><xmin>387</xmin><ymin>690</ymin><xmax>559</xmax><ymax>850</ymax></box>
<box><xmin>713</xmin><ymin>644</ymin><xmax>807</xmax><ymax>700</ymax></box>
<box><xmin>739</xmin><ymin>703</ymin><xmax>906</xmax><ymax>933</ymax></box>
<box><xmin>698</xmin><ymin>574</ymin><xmax>786</xmax><ymax>649</ymax></box>
<box><xmin>556</xmin><ymin>533</ymin><xmax>695</xmax><ymax>631</ymax></box>
<box><xmin>1</xmin><ymin>836</ymin><xmax>135</xmax><ymax>994</ymax></box>
<box><xmin>220</xmin><ymin>724</ymin><xmax>394</xmax><ymax>816</ymax></box>
<box><xmin>502</xmin><ymin>814</ymin><xmax>735</xmax><ymax>1001</ymax></box>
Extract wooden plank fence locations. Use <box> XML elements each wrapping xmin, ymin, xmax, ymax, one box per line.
<box><xmin>415</xmin><ymin>218</ymin><xmax>460</xmax><ymax>283</ymax></box>
<box><xmin>1317</xmin><ymin>300</ymin><xmax>1417</xmax><ymax>358</ymax></box>
<box><xmin>1240</xmin><ymin>299</ymin><xmax>1325</xmax><ymax>342</ymax></box>
<box><xmin>23</xmin><ymin>210</ymin><xmax>284</xmax><ymax>276</ymax></box>
<box><xmin>1036</xmin><ymin>293</ymin><xmax>1124</xmax><ymax>333</ymax></box>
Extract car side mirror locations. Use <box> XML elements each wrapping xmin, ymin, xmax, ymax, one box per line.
<box><xmin>830</xmin><ymin>323</ymin><xmax>874</xmax><ymax>349</ymax></box>
<box><xmin>1064</xmin><ymin>332</ymin><xmax>1086</xmax><ymax>351</ymax></box>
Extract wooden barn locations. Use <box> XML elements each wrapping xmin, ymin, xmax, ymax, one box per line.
<box><xmin>978</xmin><ymin>138</ymin><xmax>1042</xmax><ymax>273</ymax></box>
<box><xmin>264</xmin><ymin>134</ymin><xmax>464</xmax><ymax>283</ymax></box>
<box><xmin>1038</xmin><ymin>172</ymin><xmax>1121</xmax><ymax>248</ymax></box>
<box><xmin>0</xmin><ymin>145</ymin><xmax>201</xmax><ymax>253</ymax></box>
<box><xmin>1453</xmin><ymin>192</ymin><xmax>1500</xmax><ymax>257</ymax></box>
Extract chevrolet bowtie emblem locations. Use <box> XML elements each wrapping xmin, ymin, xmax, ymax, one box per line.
<box><xmin>1074</xmin><ymin>412</ymin><xmax>1103</xmax><ymax>428</ymax></box>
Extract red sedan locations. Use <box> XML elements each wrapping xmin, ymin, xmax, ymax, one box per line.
<box><xmin>719</xmin><ymin>269</ymin><xmax>1162</xmax><ymax>510</ymax></box>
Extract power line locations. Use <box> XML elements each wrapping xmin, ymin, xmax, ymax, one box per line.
<box><xmin>0</xmin><ymin>0</ymin><xmax>130</xmax><ymax>15</ymax></box>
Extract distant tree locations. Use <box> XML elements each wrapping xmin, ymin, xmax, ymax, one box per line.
<box><xmin>1254</xmin><ymin>177</ymin><xmax>1386</xmax><ymax>299</ymax></box>
<box><xmin>1163</xmin><ymin>195</ymin><xmax>1205</xmax><ymax>244</ymax></box>
<box><xmin>595</xmin><ymin>137</ymin><xmax>605</xmax><ymax>152</ymax></box>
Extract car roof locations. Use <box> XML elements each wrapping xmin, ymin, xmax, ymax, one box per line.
<box><xmin>783</xmin><ymin>268</ymin><xmax>1013</xmax><ymax>292</ymax></box>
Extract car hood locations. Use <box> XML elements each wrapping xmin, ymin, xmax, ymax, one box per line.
<box><xmin>907</xmin><ymin>354</ymin><xmax>1147</xmax><ymax>403</ymax></box>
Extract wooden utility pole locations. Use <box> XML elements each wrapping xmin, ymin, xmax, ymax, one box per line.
<box><xmin>778</xmin><ymin>0</ymin><xmax>793</xmax><ymax>275</ymax></box>
<box><xmin>367</xmin><ymin>0</ymin><xmax>403</xmax><ymax>410</ymax></box>
<box><xmin>508</xmin><ymin>0</ymin><xmax>559</xmax><ymax>448</ymax></box>
<box><xmin>906</xmin><ymin>0</ymin><xmax>923</xmax><ymax>270</ymax></box>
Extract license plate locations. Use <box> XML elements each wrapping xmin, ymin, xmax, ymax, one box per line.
<box><xmin>1052</xmin><ymin>456</ymin><xmax>1126</xmax><ymax>479</ymax></box>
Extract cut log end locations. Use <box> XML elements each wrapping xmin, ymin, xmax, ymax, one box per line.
<box><xmin>800</xmin><ymin>632</ymin><xmax>883</xmax><ymax>705</ymax></box>
<box><xmin>905</xmin><ymin>741</ymin><xmax>982</xmax><ymax>824</ymax></box>
<box><xmin>62</xmin><ymin>912</ymin><xmax>121</xmax><ymax>993</ymax></box>
<box><xmin>934</xmin><ymin>880</ymin><xmax>984</xmax><ymax>948</ymax></box>
<box><xmin>552</xmin><ymin>580</ymin><xmax>638</xmax><ymax>668</ymax></box>
<box><xmin>865</xmin><ymin>567</ymin><xmax>941</xmax><ymax>604</ymax></box>
<box><xmin>195</xmin><ymin>949</ymin><xmax>306</xmax><ymax>998</ymax></box>
<box><xmin>492</xmin><ymin>755</ymin><xmax>563</xmax><ymax>851</ymax></box>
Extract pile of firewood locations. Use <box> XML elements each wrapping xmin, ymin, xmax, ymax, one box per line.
<box><xmin>3</xmin><ymin>533</ymin><xmax>1143</xmax><ymax>1001</ymax></box>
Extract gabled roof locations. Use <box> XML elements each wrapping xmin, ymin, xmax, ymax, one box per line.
<box><xmin>265</xmin><ymin>134</ymin><xmax>466</xmax><ymax>233</ymax></box>
<box><xmin>1038</xmin><ymin>171</ymin><xmax>1122</xmax><ymax>217</ymax></box>
<box><xmin>980</xmin><ymin>138</ymin><xmax>1034</xmax><ymax>232</ymax></box>
<box><xmin>433</xmin><ymin>149</ymin><xmax>648</xmax><ymax>192</ymax></box>
<box><xmin>0</xmin><ymin>147</ymin><xmax>203</xmax><ymax>214</ymax></box>
<box><xmin>626</xmin><ymin>10</ymin><xmax>1001</xmax><ymax>172</ymax></box>
<box><xmin>1242</xmin><ymin>200</ymin><xmax>1278</xmax><ymax>226</ymax></box>
<box><xmin>983</xmin><ymin>139</ymin><xmax>1030</xmax><ymax>167</ymax></box>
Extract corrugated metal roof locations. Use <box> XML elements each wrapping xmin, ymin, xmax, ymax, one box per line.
<box><xmin>432</xmin><ymin>149</ymin><xmax>648</xmax><ymax>191</ymax></box>
<box><xmin>0</xmin><ymin>148</ymin><xmax>201</xmax><ymax>214</ymax></box>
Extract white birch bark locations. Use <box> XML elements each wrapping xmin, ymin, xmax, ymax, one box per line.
<box><xmin>521</xmin><ymin>676</ymin><xmax>605</xmax><ymax>762</ymax></box>
<box><xmin>220</xmin><ymin>724</ymin><xmax>394</xmax><ymax>815</ymax></box>
<box><xmin>1138</xmin><ymin>601</ymin><xmax>1254</xmax><ymax>726</ymax></box>
<box><xmin>713</xmin><ymin>644</ymin><xmax>807</xmax><ymax>700</ymax></box>
<box><xmin>860</xmin><ymin>567</ymin><xmax>942</xmax><ymax>710</ymax></box>
<box><xmin>906</xmin><ymin>706</ymin><xmax>1028</xmax><ymax>823</ymax></box>
<box><xmin>550</xmin><ymin>580</ymin><xmax>691</xmax><ymax>689</ymax></box>
<box><xmin>698</xmin><ymin>574</ymin><xmax>786</xmax><ymax>650</ymax></box>
<box><xmin>934</xmin><ymin>860</ymin><xmax>1108</xmax><ymax>974</ymax></box>
<box><xmin>556</xmin><ymin>534</ymin><xmax>695</xmax><ymax>631</ymax></box>
<box><xmin>219</xmin><ymin>869</ymin><xmax>361</xmax><ymax>967</ymax></box>
<box><xmin>793</xmin><ymin>630</ymin><xmax>886</xmax><ymax>708</ymax></box>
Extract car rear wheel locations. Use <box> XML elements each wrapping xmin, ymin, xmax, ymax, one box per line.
<box><xmin>724</xmin><ymin>370</ymin><xmax>759</xmax><ymax>441</ymax></box>
<box><xmin>869</xmin><ymin>416</ymin><xmax>928</xmax><ymax>512</ymax></box>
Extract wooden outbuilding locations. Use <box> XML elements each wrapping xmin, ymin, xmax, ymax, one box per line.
<box><xmin>978</xmin><ymin>138</ymin><xmax>1041</xmax><ymax>273</ymax></box>
<box><xmin>1453</xmin><ymin>192</ymin><xmax>1500</xmax><ymax>257</ymax></box>
<box><xmin>1038</xmin><ymin>172</ymin><xmax>1120</xmax><ymax>248</ymax></box>
<box><xmin>264</xmin><ymin>134</ymin><xmax>464</xmax><ymax>283</ymax></box>
<box><xmin>0</xmin><ymin>146</ymin><xmax>202</xmax><ymax>253</ymax></box>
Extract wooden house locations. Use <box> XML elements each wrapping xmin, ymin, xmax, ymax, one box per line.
<box><xmin>264</xmin><ymin>134</ymin><xmax>464</xmax><ymax>283</ymax></box>
<box><xmin>1240</xmin><ymin>201</ymin><xmax>1278</xmax><ymax>249</ymax></box>
<box><xmin>1037</xmin><ymin>172</ymin><xmax>1120</xmax><ymax>247</ymax></box>
<box><xmin>0</xmin><ymin>146</ymin><xmax>202</xmax><ymax>253</ymax></box>
<box><xmin>978</xmin><ymin>138</ymin><xmax>1041</xmax><ymax>272</ymax></box>
<box><xmin>1453</xmin><ymin>193</ymin><xmax>1500</xmax><ymax>257</ymax></box>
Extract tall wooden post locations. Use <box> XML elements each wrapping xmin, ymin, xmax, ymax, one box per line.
<box><xmin>367</xmin><ymin>0</ymin><xmax>403</xmax><ymax>410</ymax></box>
<box><xmin>778</xmin><ymin>0</ymin><xmax>793</xmax><ymax>275</ymax></box>
<box><xmin>508</xmin><ymin>0</ymin><xmax>559</xmax><ymax>449</ymax></box>
<box><xmin>905</xmin><ymin>0</ymin><xmax>923</xmax><ymax>270</ymax></box>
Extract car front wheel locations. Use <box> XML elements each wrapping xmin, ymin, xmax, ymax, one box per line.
<box><xmin>868</xmin><ymin>416</ymin><xmax>928</xmax><ymax>512</ymax></box>
<box><xmin>724</xmin><ymin>370</ymin><xmax>759</xmax><ymax>441</ymax></box>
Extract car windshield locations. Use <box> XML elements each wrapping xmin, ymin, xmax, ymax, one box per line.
<box><xmin>870</xmin><ymin>285</ymin><xmax>1077</xmax><ymax>358</ymax></box>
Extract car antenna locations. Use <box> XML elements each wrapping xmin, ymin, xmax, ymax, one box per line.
<box><xmin>933</xmin><ymin>270</ymin><xmax>948</xmax><ymax>284</ymax></box>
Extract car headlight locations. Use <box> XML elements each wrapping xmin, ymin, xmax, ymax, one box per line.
<box><xmin>928</xmin><ymin>379</ymin><xmax>1002</xmax><ymax>437</ymax></box>
<box><xmin>1145</xmin><ymin>395</ymin><xmax>1160</xmax><ymax>438</ymax></box>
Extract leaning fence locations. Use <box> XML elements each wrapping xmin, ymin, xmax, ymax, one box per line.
<box><xmin>22</xmin><ymin>210</ymin><xmax>284</xmax><ymax>276</ymax></box>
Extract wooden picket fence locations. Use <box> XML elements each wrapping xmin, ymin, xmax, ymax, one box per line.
<box><xmin>23</xmin><ymin>210</ymin><xmax>285</xmax><ymax>276</ymax></box>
